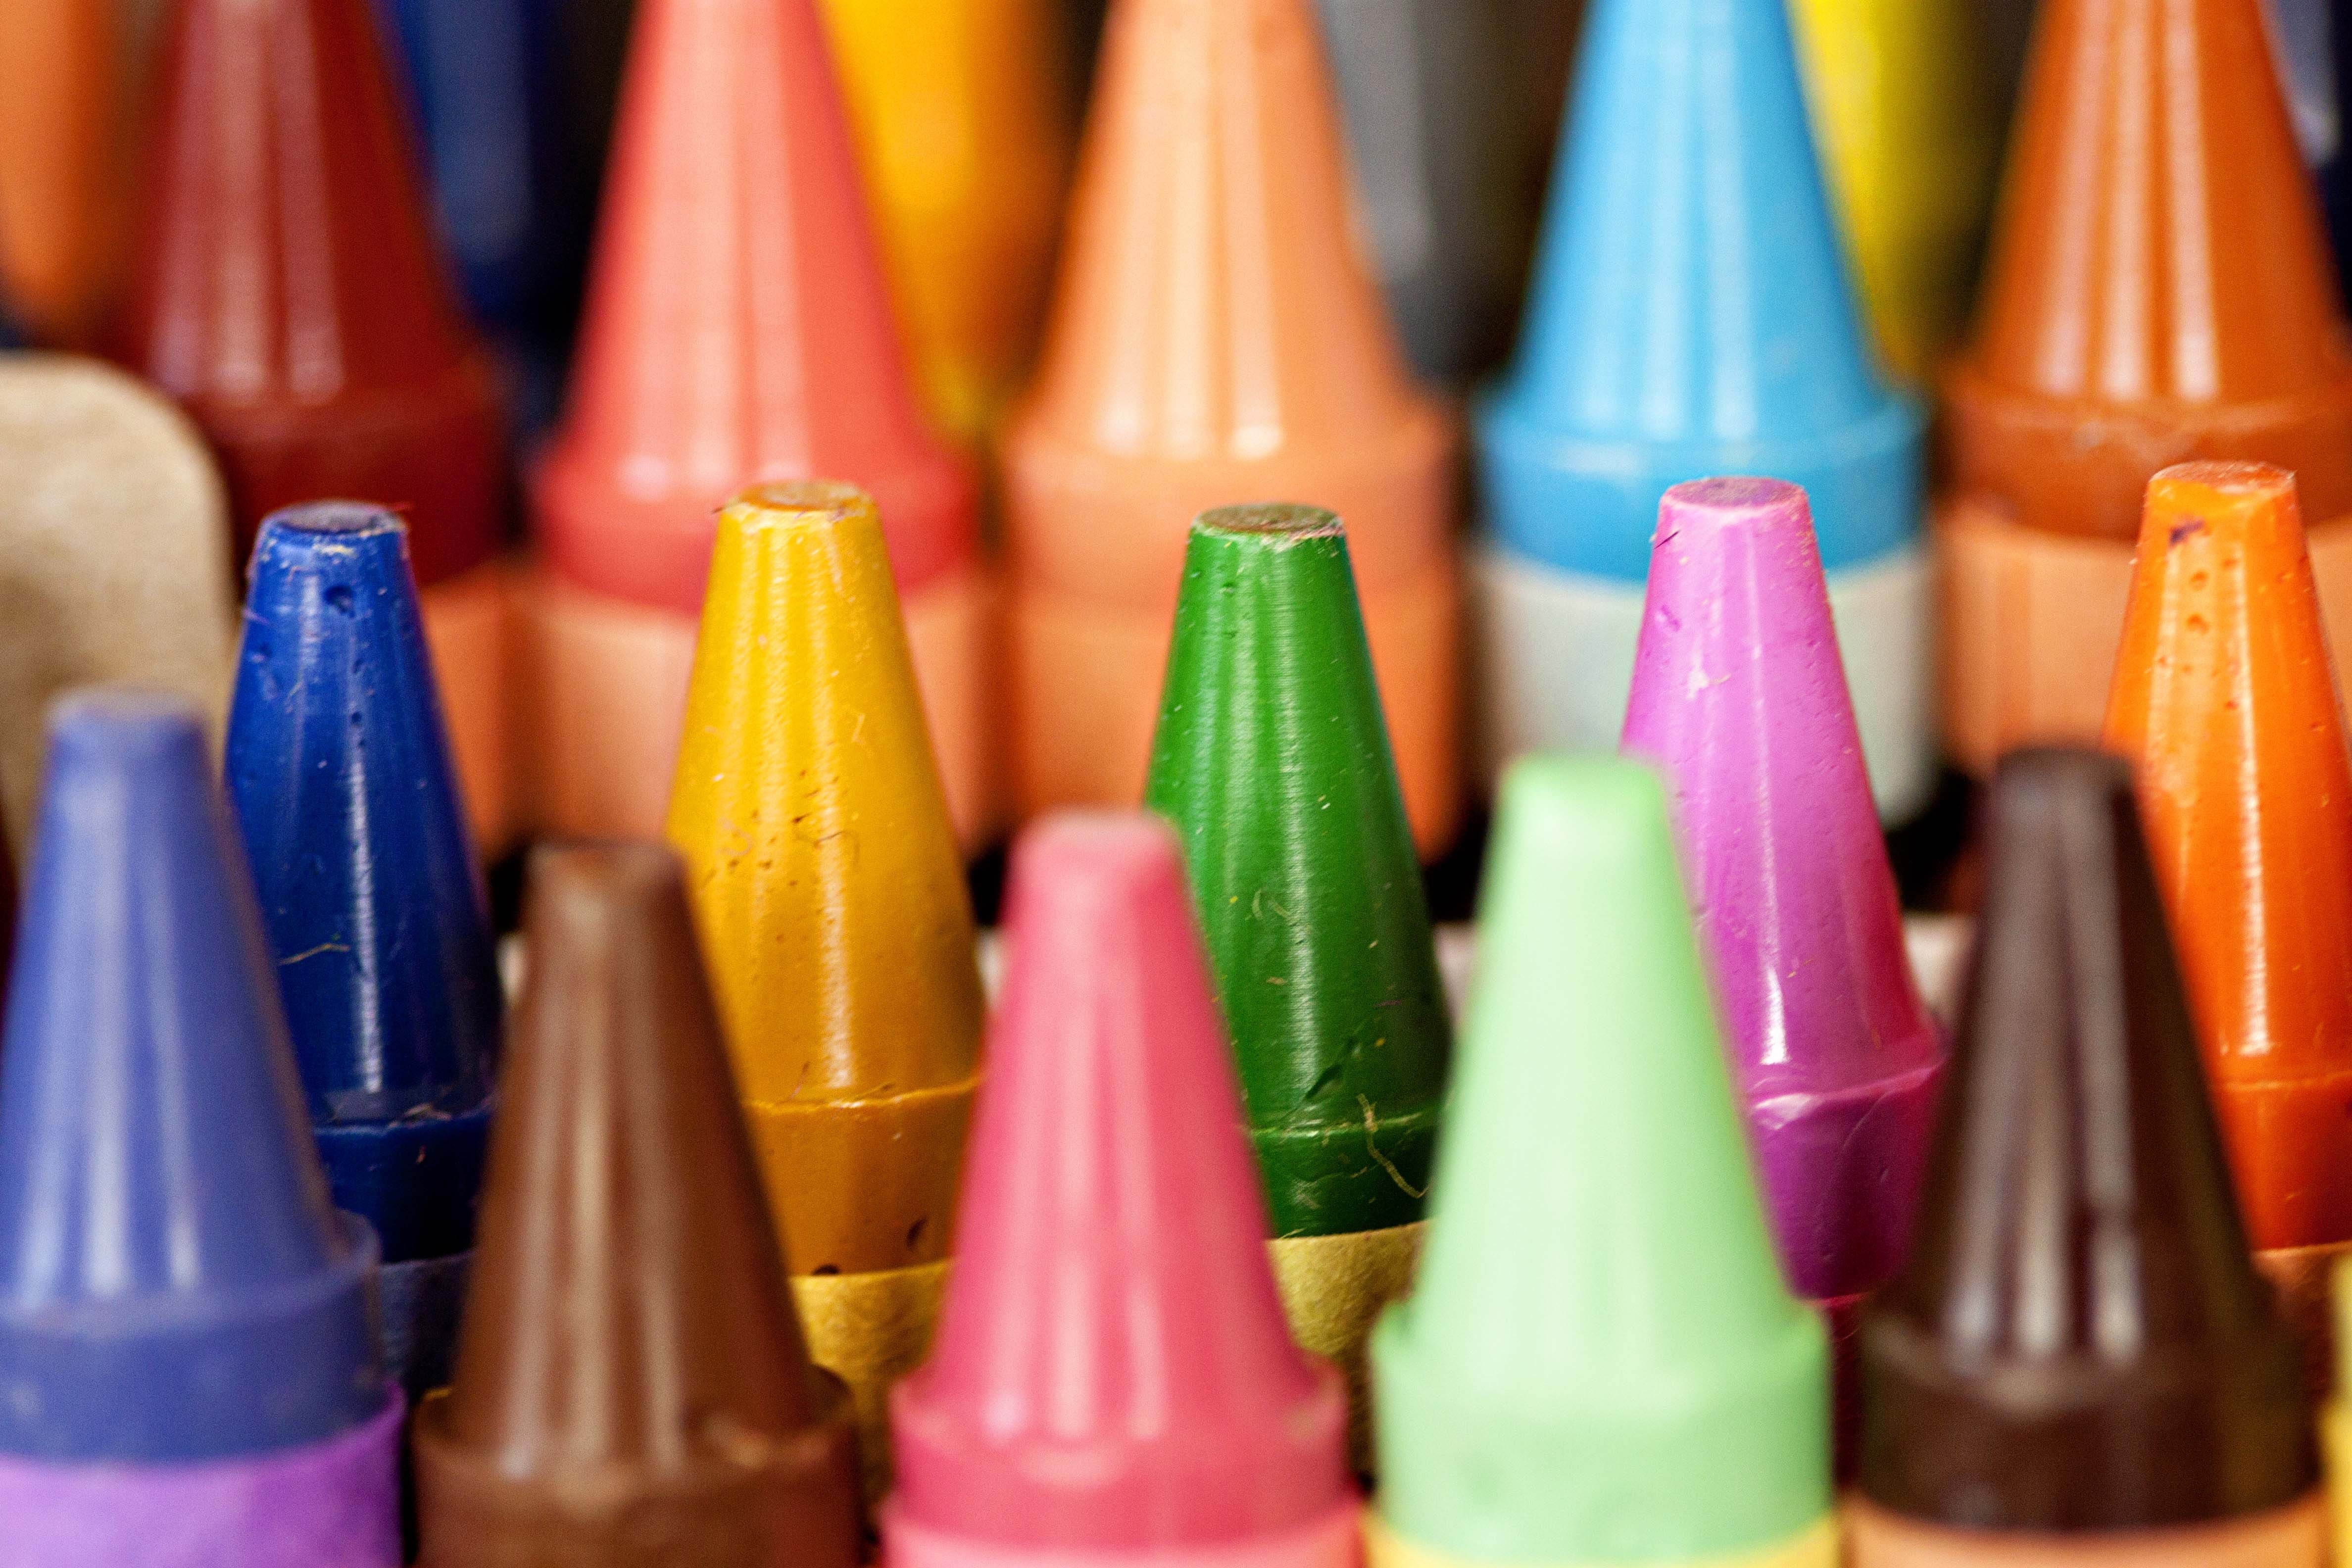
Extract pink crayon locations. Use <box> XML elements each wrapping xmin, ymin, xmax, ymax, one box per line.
<box><xmin>886</xmin><ymin>812</ymin><xmax>1361</xmax><ymax>1568</ymax></box>
<box><xmin>1620</xmin><ymin>479</ymin><xmax>1945</xmax><ymax>1387</ymax></box>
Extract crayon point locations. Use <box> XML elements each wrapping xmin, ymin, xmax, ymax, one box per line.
<box><xmin>1371</xmin><ymin>755</ymin><xmax>1834</xmax><ymax>1568</ymax></box>
<box><xmin>1004</xmin><ymin>0</ymin><xmax>1462</xmax><ymax>855</ymax></box>
<box><xmin>1621</xmin><ymin>477</ymin><xmax>1945</xmax><ymax>1305</ymax></box>
<box><xmin>888</xmin><ymin>812</ymin><xmax>1357</xmax><ymax>1565</ymax></box>
<box><xmin>1475</xmin><ymin>0</ymin><xmax>1931</xmax><ymax>821</ymax></box>
<box><xmin>226</xmin><ymin>502</ymin><xmax>503</xmax><ymax>1398</ymax></box>
<box><xmin>413</xmin><ymin>843</ymin><xmax>863</xmax><ymax>1568</ymax></box>
<box><xmin>1853</xmin><ymin>748</ymin><xmax>2319</xmax><ymax>1550</ymax></box>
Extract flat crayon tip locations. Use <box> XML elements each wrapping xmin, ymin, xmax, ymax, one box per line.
<box><xmin>0</xmin><ymin>689</ymin><xmax>383</xmax><ymax>1463</ymax></box>
<box><xmin>1859</xmin><ymin>747</ymin><xmax>2314</xmax><ymax>1530</ymax></box>
<box><xmin>890</xmin><ymin>812</ymin><xmax>1352</xmax><ymax>1551</ymax></box>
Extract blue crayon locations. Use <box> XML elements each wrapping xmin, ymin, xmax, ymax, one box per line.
<box><xmin>225</xmin><ymin>503</ymin><xmax>502</xmax><ymax>1404</ymax></box>
<box><xmin>1472</xmin><ymin>0</ymin><xmax>1932</xmax><ymax>821</ymax></box>
<box><xmin>0</xmin><ymin>692</ymin><xmax>399</xmax><ymax>1567</ymax></box>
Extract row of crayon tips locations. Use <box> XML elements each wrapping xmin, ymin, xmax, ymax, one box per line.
<box><xmin>0</xmin><ymin>0</ymin><xmax>2345</xmax><ymax>880</ymax></box>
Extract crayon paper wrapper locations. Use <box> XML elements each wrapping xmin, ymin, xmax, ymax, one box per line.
<box><xmin>1271</xmin><ymin>1222</ymin><xmax>1427</xmax><ymax>1472</ymax></box>
<box><xmin>795</xmin><ymin>1258</ymin><xmax>951</xmax><ymax>1509</ymax></box>
<box><xmin>1366</xmin><ymin>1511</ymin><xmax>1839</xmax><ymax>1568</ymax></box>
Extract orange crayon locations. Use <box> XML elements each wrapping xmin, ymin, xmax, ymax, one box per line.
<box><xmin>0</xmin><ymin>0</ymin><xmax>131</xmax><ymax>346</ymax></box>
<box><xmin>2105</xmin><ymin>461</ymin><xmax>2352</xmax><ymax>1368</ymax></box>
<box><xmin>1002</xmin><ymin>0</ymin><xmax>1462</xmax><ymax>855</ymax></box>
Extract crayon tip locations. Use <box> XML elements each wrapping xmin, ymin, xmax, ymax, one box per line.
<box><xmin>1858</xmin><ymin>747</ymin><xmax>2314</xmax><ymax>1529</ymax></box>
<box><xmin>2102</xmin><ymin>461</ymin><xmax>2352</xmax><ymax>1252</ymax></box>
<box><xmin>666</xmin><ymin>482</ymin><xmax>984</xmax><ymax>1279</ymax></box>
<box><xmin>226</xmin><ymin>503</ymin><xmax>501</xmax><ymax>1267</ymax></box>
<box><xmin>413</xmin><ymin>843</ymin><xmax>863</xmax><ymax>1567</ymax></box>
<box><xmin>1621</xmin><ymin>477</ymin><xmax>1945</xmax><ymax>1301</ymax></box>
<box><xmin>0</xmin><ymin>690</ymin><xmax>383</xmax><ymax>1463</ymax></box>
<box><xmin>1143</xmin><ymin>504</ymin><xmax>1450</xmax><ymax>1239</ymax></box>
<box><xmin>890</xmin><ymin>812</ymin><xmax>1353</xmax><ymax>1552</ymax></box>
<box><xmin>1372</xmin><ymin>755</ymin><xmax>1831</xmax><ymax>1566</ymax></box>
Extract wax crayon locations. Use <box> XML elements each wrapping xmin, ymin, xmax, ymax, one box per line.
<box><xmin>1849</xmin><ymin>747</ymin><xmax>2323</xmax><ymax>1564</ymax></box>
<box><xmin>1475</xmin><ymin>0</ymin><xmax>1931</xmax><ymax>821</ymax></box>
<box><xmin>886</xmin><ymin>812</ymin><xmax>1360</xmax><ymax>1568</ymax></box>
<box><xmin>1370</xmin><ymin>756</ymin><xmax>1835</xmax><ymax>1568</ymax></box>
<box><xmin>1619</xmin><ymin>478</ymin><xmax>1945</xmax><ymax>1446</ymax></box>
<box><xmin>1314</xmin><ymin>0</ymin><xmax>1539</xmax><ymax>385</ymax></box>
<box><xmin>0</xmin><ymin>0</ymin><xmax>131</xmax><ymax>346</ymax></box>
<box><xmin>0</xmin><ymin>354</ymin><xmax>233</xmax><ymax>859</ymax></box>
<box><xmin>1786</xmin><ymin>0</ymin><xmax>2000</xmax><ymax>383</ymax></box>
<box><xmin>412</xmin><ymin>844</ymin><xmax>864</xmax><ymax>1568</ymax></box>
<box><xmin>224</xmin><ymin>504</ymin><xmax>502</xmax><ymax>1405</ymax></box>
<box><xmin>819</xmin><ymin>0</ymin><xmax>1070</xmax><ymax>443</ymax></box>
<box><xmin>532</xmin><ymin>0</ymin><xmax>992</xmax><ymax>852</ymax></box>
<box><xmin>0</xmin><ymin>692</ymin><xmax>400</xmax><ymax>1568</ymax></box>
<box><xmin>666</xmin><ymin>481</ymin><xmax>984</xmax><ymax>1497</ymax></box>
<box><xmin>117</xmin><ymin>0</ymin><xmax>520</xmax><ymax>853</ymax></box>
<box><xmin>2267</xmin><ymin>0</ymin><xmax>2338</xmax><ymax>173</ymax></box>
<box><xmin>1004</xmin><ymin>0</ymin><xmax>1462</xmax><ymax>855</ymax></box>
<box><xmin>1938</xmin><ymin>0</ymin><xmax>2352</xmax><ymax>772</ymax></box>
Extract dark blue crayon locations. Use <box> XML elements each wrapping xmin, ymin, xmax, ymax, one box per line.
<box><xmin>225</xmin><ymin>503</ymin><xmax>502</xmax><ymax>1404</ymax></box>
<box><xmin>0</xmin><ymin>691</ymin><xmax>399</xmax><ymax>1567</ymax></box>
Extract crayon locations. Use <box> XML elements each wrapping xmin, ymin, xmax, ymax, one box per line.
<box><xmin>1849</xmin><ymin>747</ymin><xmax>2323</xmax><ymax>1565</ymax></box>
<box><xmin>117</xmin><ymin>0</ymin><xmax>520</xmax><ymax>854</ymax></box>
<box><xmin>886</xmin><ymin>812</ymin><xmax>1361</xmax><ymax>1568</ymax></box>
<box><xmin>1141</xmin><ymin>503</ymin><xmax>1448</xmax><ymax>1456</ymax></box>
<box><xmin>2333</xmin><ymin>1257</ymin><xmax>2352</xmax><ymax>1562</ymax></box>
<box><xmin>0</xmin><ymin>0</ymin><xmax>130</xmax><ymax>347</ymax></box>
<box><xmin>1314</xmin><ymin>0</ymin><xmax>1540</xmax><ymax>385</ymax></box>
<box><xmin>1786</xmin><ymin>0</ymin><xmax>2001</xmax><ymax>383</ymax></box>
<box><xmin>666</xmin><ymin>481</ymin><xmax>985</xmax><ymax>1499</ymax></box>
<box><xmin>2266</xmin><ymin>0</ymin><xmax>2338</xmax><ymax>173</ymax></box>
<box><xmin>1620</xmin><ymin>477</ymin><xmax>1944</xmax><ymax>1455</ymax></box>
<box><xmin>1004</xmin><ymin>0</ymin><xmax>1463</xmax><ymax>856</ymax></box>
<box><xmin>1938</xmin><ymin>0</ymin><xmax>2352</xmax><ymax>771</ymax></box>
<box><xmin>0</xmin><ymin>691</ymin><xmax>400</xmax><ymax>1568</ymax></box>
<box><xmin>224</xmin><ymin>504</ymin><xmax>503</xmax><ymax>1405</ymax></box>
<box><xmin>818</xmin><ymin>0</ymin><xmax>1071</xmax><ymax>443</ymax></box>
<box><xmin>2101</xmin><ymin>462</ymin><xmax>2352</xmax><ymax>1378</ymax></box>
<box><xmin>531</xmin><ymin>0</ymin><xmax>993</xmax><ymax>852</ymax></box>
<box><xmin>1369</xmin><ymin>756</ymin><xmax>1836</xmax><ymax>1568</ymax></box>
<box><xmin>1475</xmin><ymin>0</ymin><xmax>1931</xmax><ymax>821</ymax></box>
<box><xmin>0</xmin><ymin>354</ymin><xmax>234</xmax><ymax>860</ymax></box>
<box><xmin>413</xmin><ymin>843</ymin><xmax>864</xmax><ymax>1568</ymax></box>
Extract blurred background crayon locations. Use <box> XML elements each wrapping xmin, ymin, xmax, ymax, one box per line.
<box><xmin>413</xmin><ymin>844</ymin><xmax>863</xmax><ymax>1568</ymax></box>
<box><xmin>1475</xmin><ymin>0</ymin><xmax>1932</xmax><ymax>823</ymax></box>
<box><xmin>0</xmin><ymin>694</ymin><xmax>401</xmax><ymax>1568</ymax></box>
<box><xmin>886</xmin><ymin>813</ymin><xmax>1361</xmax><ymax>1568</ymax></box>
<box><xmin>1851</xmin><ymin>748</ymin><xmax>2323</xmax><ymax>1565</ymax></box>
<box><xmin>0</xmin><ymin>0</ymin><xmax>135</xmax><ymax>349</ymax></box>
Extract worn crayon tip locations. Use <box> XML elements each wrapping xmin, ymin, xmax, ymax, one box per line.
<box><xmin>889</xmin><ymin>812</ymin><xmax>1355</xmax><ymax>1555</ymax></box>
<box><xmin>0</xmin><ymin>690</ymin><xmax>384</xmax><ymax>1463</ymax></box>
<box><xmin>1621</xmin><ymin>477</ymin><xmax>1945</xmax><ymax>1303</ymax></box>
<box><xmin>413</xmin><ymin>842</ymin><xmax>862</xmax><ymax>1568</ymax></box>
<box><xmin>1372</xmin><ymin>755</ymin><xmax>1832</xmax><ymax>1566</ymax></box>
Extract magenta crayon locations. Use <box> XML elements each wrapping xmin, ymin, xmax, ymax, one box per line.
<box><xmin>886</xmin><ymin>812</ymin><xmax>1359</xmax><ymax>1568</ymax></box>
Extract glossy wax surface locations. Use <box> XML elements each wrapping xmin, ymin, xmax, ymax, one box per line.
<box><xmin>118</xmin><ymin>0</ymin><xmax>507</xmax><ymax>582</ymax></box>
<box><xmin>2104</xmin><ymin>463</ymin><xmax>2352</xmax><ymax>1250</ymax></box>
<box><xmin>1859</xmin><ymin>748</ymin><xmax>2315</xmax><ymax>1530</ymax></box>
<box><xmin>226</xmin><ymin>505</ymin><xmax>502</xmax><ymax>1264</ymax></box>
<box><xmin>1621</xmin><ymin>478</ymin><xmax>1945</xmax><ymax>1301</ymax></box>
<box><xmin>0</xmin><ymin>693</ymin><xmax>383</xmax><ymax>1462</ymax></box>
<box><xmin>666</xmin><ymin>483</ymin><xmax>984</xmax><ymax>1277</ymax></box>
<box><xmin>890</xmin><ymin>814</ymin><xmax>1353</xmax><ymax>1549</ymax></box>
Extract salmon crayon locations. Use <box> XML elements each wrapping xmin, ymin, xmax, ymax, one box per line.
<box><xmin>1476</xmin><ymin>0</ymin><xmax>1931</xmax><ymax>820</ymax></box>
<box><xmin>532</xmin><ymin>0</ymin><xmax>991</xmax><ymax>850</ymax></box>
<box><xmin>117</xmin><ymin>0</ymin><xmax>519</xmax><ymax>852</ymax></box>
<box><xmin>1937</xmin><ymin>0</ymin><xmax>2352</xmax><ymax>770</ymax></box>
<box><xmin>885</xmin><ymin>813</ymin><xmax>1361</xmax><ymax>1568</ymax></box>
<box><xmin>666</xmin><ymin>482</ymin><xmax>984</xmax><ymax>1499</ymax></box>
<box><xmin>1850</xmin><ymin>748</ymin><xmax>2324</xmax><ymax>1566</ymax></box>
<box><xmin>0</xmin><ymin>693</ymin><xmax>400</xmax><ymax>1568</ymax></box>
<box><xmin>1370</xmin><ymin>757</ymin><xmax>1836</xmax><ymax>1568</ymax></box>
<box><xmin>413</xmin><ymin>844</ymin><xmax>864</xmax><ymax>1568</ymax></box>
<box><xmin>1004</xmin><ymin>0</ymin><xmax>1463</xmax><ymax>855</ymax></box>
<box><xmin>1143</xmin><ymin>505</ymin><xmax>1451</xmax><ymax>1456</ymax></box>
<box><xmin>225</xmin><ymin>505</ymin><xmax>503</xmax><ymax>1406</ymax></box>
<box><xmin>0</xmin><ymin>0</ymin><xmax>131</xmax><ymax>346</ymax></box>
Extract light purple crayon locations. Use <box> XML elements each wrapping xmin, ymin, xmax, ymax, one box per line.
<box><xmin>1620</xmin><ymin>476</ymin><xmax>1945</xmax><ymax>1305</ymax></box>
